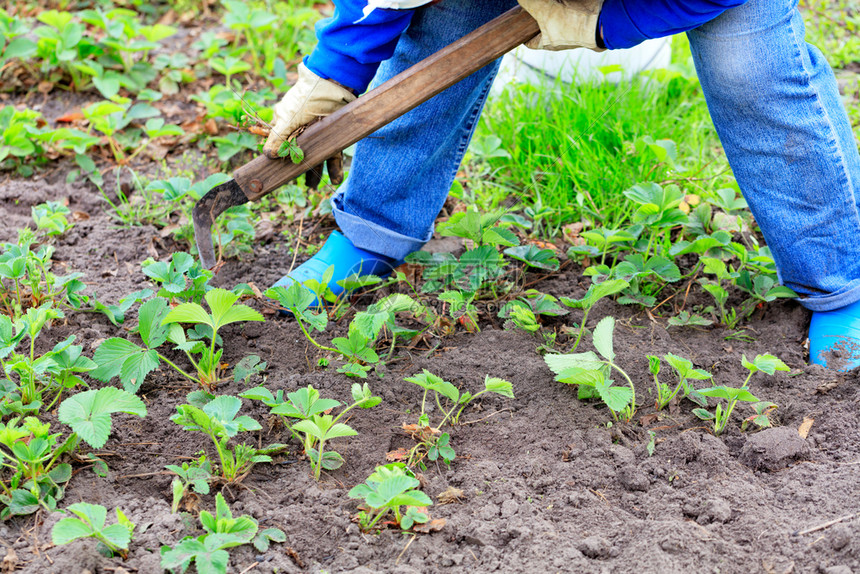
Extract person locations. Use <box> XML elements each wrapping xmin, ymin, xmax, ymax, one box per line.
<box><xmin>262</xmin><ymin>0</ymin><xmax>860</xmax><ymax>371</ymax></box>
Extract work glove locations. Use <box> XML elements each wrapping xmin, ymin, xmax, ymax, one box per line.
<box><xmin>263</xmin><ymin>63</ymin><xmax>357</xmax><ymax>189</ymax></box>
<box><xmin>517</xmin><ymin>0</ymin><xmax>604</xmax><ymax>52</ymax></box>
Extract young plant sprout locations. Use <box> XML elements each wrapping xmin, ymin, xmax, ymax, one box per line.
<box><xmin>402</xmin><ymin>370</ymin><xmax>513</xmax><ymax>468</ymax></box>
<box><xmin>52</xmin><ymin>503</ymin><xmax>135</xmax><ymax>559</ymax></box>
<box><xmin>693</xmin><ymin>354</ymin><xmax>787</xmax><ymax>435</ymax></box>
<box><xmin>545</xmin><ymin>316</ymin><xmax>636</xmax><ymax>422</ymax></box>
<box><xmin>243</xmin><ymin>383</ymin><xmax>380</xmax><ymax>480</ymax></box>
<box><xmin>649</xmin><ymin>353</ymin><xmax>711</xmax><ymax>410</ymax></box>
<box><xmin>348</xmin><ymin>463</ymin><xmax>433</xmax><ymax>531</ymax></box>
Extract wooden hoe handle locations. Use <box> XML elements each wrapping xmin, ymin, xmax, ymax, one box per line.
<box><xmin>232</xmin><ymin>7</ymin><xmax>540</xmax><ymax>201</ymax></box>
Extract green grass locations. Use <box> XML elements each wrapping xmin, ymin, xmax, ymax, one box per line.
<box><xmin>801</xmin><ymin>0</ymin><xmax>860</xmax><ymax>70</ymax></box>
<box><xmin>465</xmin><ymin>38</ymin><xmax>733</xmax><ymax>234</ymax></box>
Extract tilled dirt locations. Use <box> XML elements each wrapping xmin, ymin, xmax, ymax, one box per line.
<box><xmin>1</xmin><ymin>171</ymin><xmax>859</xmax><ymax>574</ymax></box>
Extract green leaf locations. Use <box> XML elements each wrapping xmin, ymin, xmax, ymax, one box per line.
<box><xmin>483</xmin><ymin>376</ymin><xmax>514</xmax><ymax>398</ymax></box>
<box><xmin>698</xmin><ymin>386</ymin><xmax>760</xmax><ymax>403</ymax></box>
<box><xmin>544</xmin><ymin>351</ymin><xmax>604</xmax><ymax>375</ymax></box>
<box><xmin>252</xmin><ymin>528</ymin><xmax>286</xmax><ymax>552</ymax></box>
<box><xmin>91</xmin><ymin>338</ymin><xmax>159</xmax><ymax>391</ymax></box>
<box><xmin>592</xmin><ymin>316</ymin><xmax>615</xmax><ymax>362</ymax></box>
<box><xmin>162</xmin><ymin>302</ymin><xmax>213</xmax><ymax>327</ymax></box>
<box><xmin>138</xmin><ymin>298</ymin><xmax>170</xmax><ymax>349</ymax></box>
<box><xmin>742</xmin><ymin>354</ymin><xmax>789</xmax><ymax>376</ymax></box>
<box><xmin>594</xmin><ymin>379</ymin><xmax>633</xmax><ymax>413</ymax></box>
<box><xmin>692</xmin><ymin>408</ymin><xmax>715</xmax><ymax>421</ymax></box>
<box><xmin>503</xmin><ymin>245</ymin><xmax>559</xmax><ymax>270</ymax></box>
<box><xmin>58</xmin><ymin>388</ymin><xmax>146</xmax><ymax>449</ymax></box>
<box><xmin>52</xmin><ymin>517</ymin><xmax>95</xmax><ymax>545</ymax></box>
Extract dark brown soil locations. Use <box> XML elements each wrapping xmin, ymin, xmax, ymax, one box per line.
<box><xmin>1</xmin><ymin>167</ymin><xmax>859</xmax><ymax>574</ymax></box>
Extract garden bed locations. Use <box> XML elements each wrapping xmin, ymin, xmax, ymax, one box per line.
<box><xmin>1</xmin><ymin>169</ymin><xmax>859</xmax><ymax>574</ymax></box>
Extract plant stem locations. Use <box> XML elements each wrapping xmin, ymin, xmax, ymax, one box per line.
<box><xmin>294</xmin><ymin>315</ymin><xmax>338</xmax><ymax>354</ymax></box>
<box><xmin>157</xmin><ymin>353</ymin><xmax>201</xmax><ymax>384</ymax></box>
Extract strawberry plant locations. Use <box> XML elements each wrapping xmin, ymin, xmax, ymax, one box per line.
<box><xmin>403</xmin><ymin>370</ymin><xmax>513</xmax><ymax>467</ymax></box>
<box><xmin>161</xmin><ymin>492</ymin><xmax>284</xmax><ymax>574</ymax></box>
<box><xmin>741</xmin><ymin>401</ymin><xmax>778</xmax><ymax>431</ymax></box>
<box><xmin>545</xmin><ymin>316</ymin><xmax>637</xmax><ymax>422</ymax></box>
<box><xmin>32</xmin><ymin>201</ymin><xmax>73</xmax><ymax>238</ymax></box>
<box><xmin>0</xmin><ymin>230</ymin><xmax>87</xmax><ymax>319</ymax></box>
<box><xmin>243</xmin><ymin>383</ymin><xmax>380</xmax><ymax>480</ymax></box>
<box><xmin>693</xmin><ymin>354</ymin><xmax>787</xmax><ymax>435</ymax></box>
<box><xmin>166</xmin><ymin>454</ymin><xmax>212</xmax><ymax>513</ymax></box>
<box><xmin>648</xmin><ymin>353</ymin><xmax>711</xmax><ymax>410</ymax></box>
<box><xmin>170</xmin><ymin>395</ymin><xmax>283</xmax><ymax>482</ymax></box>
<box><xmin>52</xmin><ymin>503</ymin><xmax>135</xmax><ymax>558</ymax></box>
<box><xmin>161</xmin><ymin>288</ymin><xmax>264</xmax><ymax>388</ymax></box>
<box><xmin>93</xmin><ymin>288</ymin><xmax>262</xmax><ymax>392</ymax></box>
<box><xmin>348</xmin><ymin>463</ymin><xmax>433</xmax><ymax>531</ymax></box>
<box><xmin>141</xmin><ymin>252</ymin><xmax>214</xmax><ymax>304</ymax></box>
<box><xmin>0</xmin><ymin>388</ymin><xmax>145</xmax><ymax>518</ymax></box>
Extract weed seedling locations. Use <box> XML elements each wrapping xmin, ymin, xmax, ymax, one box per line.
<box><xmin>52</xmin><ymin>503</ymin><xmax>135</xmax><ymax>558</ymax></box>
<box><xmin>348</xmin><ymin>463</ymin><xmax>433</xmax><ymax>531</ymax></box>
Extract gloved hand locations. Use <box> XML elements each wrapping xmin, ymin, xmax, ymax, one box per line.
<box><xmin>517</xmin><ymin>0</ymin><xmax>604</xmax><ymax>52</ymax></box>
<box><xmin>263</xmin><ymin>63</ymin><xmax>357</xmax><ymax>188</ymax></box>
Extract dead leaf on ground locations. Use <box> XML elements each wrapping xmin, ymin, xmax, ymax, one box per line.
<box><xmin>2</xmin><ymin>547</ymin><xmax>18</xmax><ymax>573</ymax></box>
<box><xmin>72</xmin><ymin>210</ymin><xmax>90</xmax><ymax>221</ymax></box>
<box><xmin>815</xmin><ymin>379</ymin><xmax>842</xmax><ymax>394</ymax></box>
<box><xmin>286</xmin><ymin>547</ymin><xmax>305</xmax><ymax>569</ymax></box>
<box><xmin>386</xmin><ymin>448</ymin><xmax>409</xmax><ymax>462</ymax></box>
<box><xmin>413</xmin><ymin>518</ymin><xmax>446</xmax><ymax>533</ymax></box>
<box><xmin>798</xmin><ymin>417</ymin><xmax>814</xmax><ymax>439</ymax></box>
<box><xmin>437</xmin><ymin>486</ymin><xmax>465</xmax><ymax>505</ymax></box>
<box><xmin>639</xmin><ymin>413</ymin><xmax>660</xmax><ymax>427</ymax></box>
<box><xmin>204</xmin><ymin>118</ymin><xmax>219</xmax><ymax>135</ymax></box>
<box><xmin>56</xmin><ymin>111</ymin><xmax>84</xmax><ymax>123</ymax></box>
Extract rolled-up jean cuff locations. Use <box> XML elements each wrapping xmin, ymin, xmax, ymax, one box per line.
<box><xmin>331</xmin><ymin>192</ymin><xmax>432</xmax><ymax>260</ymax></box>
<box><xmin>796</xmin><ymin>279</ymin><xmax>860</xmax><ymax>312</ymax></box>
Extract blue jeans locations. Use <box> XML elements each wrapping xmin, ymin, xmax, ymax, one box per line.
<box><xmin>333</xmin><ymin>0</ymin><xmax>860</xmax><ymax>311</ymax></box>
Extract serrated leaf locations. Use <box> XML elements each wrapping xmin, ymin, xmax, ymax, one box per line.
<box><xmin>90</xmin><ymin>338</ymin><xmax>145</xmax><ymax>382</ymax></box>
<box><xmin>483</xmin><ymin>377</ymin><xmax>514</xmax><ymax>398</ymax></box>
<box><xmin>52</xmin><ymin>517</ymin><xmax>94</xmax><ymax>545</ymax></box>
<box><xmin>138</xmin><ymin>298</ymin><xmax>170</xmax><ymax>349</ymax></box>
<box><xmin>162</xmin><ymin>303</ymin><xmax>213</xmax><ymax>327</ymax></box>
<box><xmin>58</xmin><ymin>388</ymin><xmax>146</xmax><ymax>449</ymax></box>
<box><xmin>544</xmin><ymin>351</ymin><xmax>604</xmax><ymax>375</ymax></box>
<box><xmin>594</xmin><ymin>379</ymin><xmax>632</xmax><ymax>413</ymax></box>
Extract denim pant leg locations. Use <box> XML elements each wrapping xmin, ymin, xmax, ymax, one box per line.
<box><xmin>687</xmin><ymin>0</ymin><xmax>860</xmax><ymax>311</ymax></box>
<box><xmin>332</xmin><ymin>0</ymin><xmax>518</xmax><ymax>261</ymax></box>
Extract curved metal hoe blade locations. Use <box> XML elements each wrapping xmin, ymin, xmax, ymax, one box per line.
<box><xmin>192</xmin><ymin>179</ymin><xmax>249</xmax><ymax>269</ymax></box>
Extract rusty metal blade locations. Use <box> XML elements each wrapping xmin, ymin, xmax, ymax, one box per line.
<box><xmin>192</xmin><ymin>179</ymin><xmax>248</xmax><ymax>269</ymax></box>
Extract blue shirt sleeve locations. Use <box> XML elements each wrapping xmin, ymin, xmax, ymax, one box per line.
<box><xmin>304</xmin><ymin>2</ymin><xmax>415</xmax><ymax>93</ymax></box>
<box><xmin>599</xmin><ymin>0</ymin><xmax>749</xmax><ymax>50</ymax></box>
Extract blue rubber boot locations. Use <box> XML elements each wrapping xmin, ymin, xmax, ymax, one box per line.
<box><xmin>271</xmin><ymin>231</ymin><xmax>399</xmax><ymax>308</ymax></box>
<box><xmin>809</xmin><ymin>299</ymin><xmax>860</xmax><ymax>371</ymax></box>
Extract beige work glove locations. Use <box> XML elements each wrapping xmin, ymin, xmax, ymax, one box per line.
<box><xmin>263</xmin><ymin>63</ymin><xmax>357</xmax><ymax>188</ymax></box>
<box><xmin>517</xmin><ymin>0</ymin><xmax>605</xmax><ymax>52</ymax></box>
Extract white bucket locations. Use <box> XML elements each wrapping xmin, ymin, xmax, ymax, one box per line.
<box><xmin>492</xmin><ymin>38</ymin><xmax>672</xmax><ymax>93</ymax></box>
